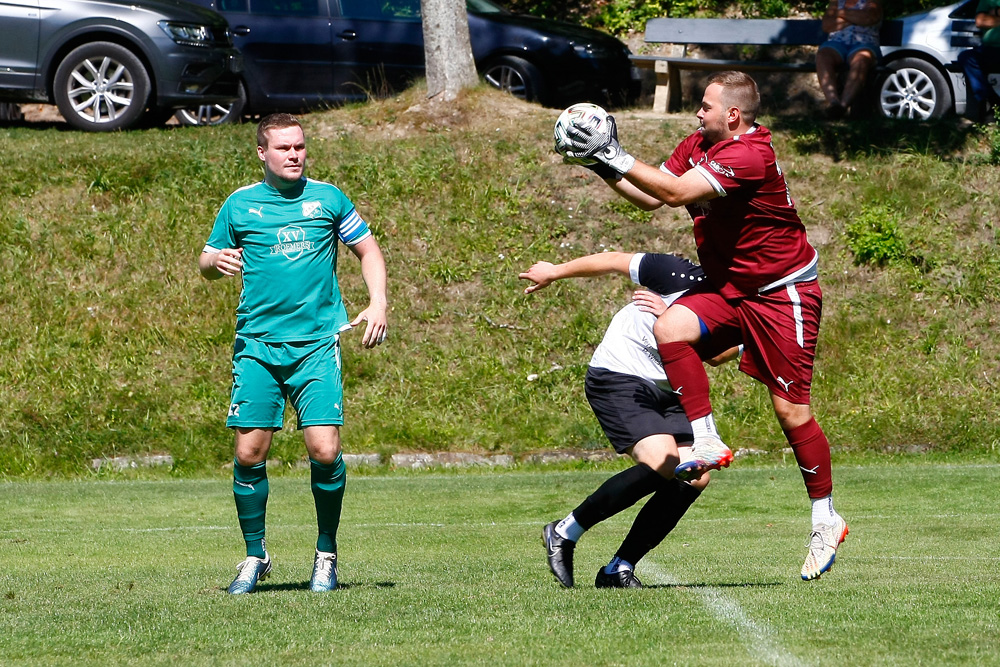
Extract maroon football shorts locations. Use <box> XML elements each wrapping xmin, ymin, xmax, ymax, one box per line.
<box><xmin>676</xmin><ymin>280</ymin><xmax>822</xmax><ymax>404</ymax></box>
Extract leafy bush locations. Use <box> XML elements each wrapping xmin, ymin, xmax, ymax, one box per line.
<box><xmin>844</xmin><ymin>204</ymin><xmax>910</xmax><ymax>267</ymax></box>
<box><xmin>984</xmin><ymin>124</ymin><xmax>1000</xmax><ymax>166</ymax></box>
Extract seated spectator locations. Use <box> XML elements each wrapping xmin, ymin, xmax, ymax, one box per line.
<box><xmin>816</xmin><ymin>0</ymin><xmax>883</xmax><ymax>118</ymax></box>
<box><xmin>957</xmin><ymin>0</ymin><xmax>1000</xmax><ymax>121</ymax></box>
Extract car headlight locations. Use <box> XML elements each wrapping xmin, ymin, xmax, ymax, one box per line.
<box><xmin>159</xmin><ymin>21</ymin><xmax>215</xmax><ymax>47</ymax></box>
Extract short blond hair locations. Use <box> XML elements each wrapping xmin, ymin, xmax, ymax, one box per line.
<box><xmin>257</xmin><ymin>113</ymin><xmax>302</xmax><ymax>148</ymax></box>
<box><xmin>707</xmin><ymin>71</ymin><xmax>760</xmax><ymax>123</ymax></box>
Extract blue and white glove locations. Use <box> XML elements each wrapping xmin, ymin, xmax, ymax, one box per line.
<box><xmin>555</xmin><ymin>133</ymin><xmax>618</xmax><ymax>180</ymax></box>
<box><xmin>566</xmin><ymin>115</ymin><xmax>636</xmax><ymax>176</ymax></box>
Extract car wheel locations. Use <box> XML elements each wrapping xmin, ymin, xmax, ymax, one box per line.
<box><xmin>53</xmin><ymin>42</ymin><xmax>151</xmax><ymax>132</ymax></box>
<box><xmin>0</xmin><ymin>103</ymin><xmax>23</xmax><ymax>122</ymax></box>
<box><xmin>482</xmin><ymin>56</ymin><xmax>542</xmax><ymax>103</ymax></box>
<box><xmin>877</xmin><ymin>57</ymin><xmax>952</xmax><ymax>120</ymax></box>
<box><xmin>174</xmin><ymin>81</ymin><xmax>247</xmax><ymax>126</ymax></box>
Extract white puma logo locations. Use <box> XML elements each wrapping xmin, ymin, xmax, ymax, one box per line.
<box><xmin>234</xmin><ymin>480</ymin><xmax>255</xmax><ymax>491</ymax></box>
<box><xmin>249</xmin><ymin>207</ymin><xmax>264</xmax><ymax>218</ymax></box>
<box><xmin>672</xmin><ymin>386</ymin><xmax>683</xmax><ymax>396</ymax></box>
<box><xmin>777</xmin><ymin>376</ymin><xmax>793</xmax><ymax>391</ymax></box>
<box><xmin>799</xmin><ymin>465</ymin><xmax>819</xmax><ymax>475</ymax></box>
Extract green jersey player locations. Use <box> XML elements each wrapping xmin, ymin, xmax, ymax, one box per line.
<box><xmin>199</xmin><ymin>113</ymin><xmax>387</xmax><ymax>594</ymax></box>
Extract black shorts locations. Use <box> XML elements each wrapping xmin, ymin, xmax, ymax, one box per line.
<box><xmin>585</xmin><ymin>367</ymin><xmax>694</xmax><ymax>454</ymax></box>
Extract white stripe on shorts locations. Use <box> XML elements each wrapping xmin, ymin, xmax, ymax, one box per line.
<box><xmin>786</xmin><ymin>283</ymin><xmax>804</xmax><ymax>348</ymax></box>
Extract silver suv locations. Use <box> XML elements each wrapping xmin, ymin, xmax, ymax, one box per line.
<box><xmin>0</xmin><ymin>0</ymin><xmax>242</xmax><ymax>130</ymax></box>
<box><xmin>879</xmin><ymin>0</ymin><xmax>1000</xmax><ymax>119</ymax></box>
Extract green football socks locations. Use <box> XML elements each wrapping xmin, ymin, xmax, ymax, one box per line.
<box><xmin>311</xmin><ymin>454</ymin><xmax>346</xmax><ymax>554</ymax></box>
<box><xmin>233</xmin><ymin>460</ymin><xmax>269</xmax><ymax>559</ymax></box>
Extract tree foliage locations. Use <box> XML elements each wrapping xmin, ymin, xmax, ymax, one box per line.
<box><xmin>501</xmin><ymin>0</ymin><xmax>959</xmax><ymax>34</ymax></box>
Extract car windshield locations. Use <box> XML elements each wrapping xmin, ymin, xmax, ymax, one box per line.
<box><xmin>467</xmin><ymin>0</ymin><xmax>507</xmax><ymax>14</ymax></box>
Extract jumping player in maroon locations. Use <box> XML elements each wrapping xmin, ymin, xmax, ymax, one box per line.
<box><xmin>559</xmin><ymin>70</ymin><xmax>847</xmax><ymax>581</ymax></box>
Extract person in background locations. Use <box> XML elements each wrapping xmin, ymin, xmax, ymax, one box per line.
<box><xmin>958</xmin><ymin>0</ymin><xmax>1000</xmax><ymax>121</ymax></box>
<box><xmin>816</xmin><ymin>0</ymin><xmax>883</xmax><ymax>118</ymax></box>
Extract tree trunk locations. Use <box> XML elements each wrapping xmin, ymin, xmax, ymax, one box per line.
<box><xmin>421</xmin><ymin>0</ymin><xmax>479</xmax><ymax>101</ymax></box>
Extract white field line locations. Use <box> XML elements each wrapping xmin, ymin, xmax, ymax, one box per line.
<box><xmin>0</xmin><ymin>522</ymin><xmax>452</xmax><ymax>536</ymax></box>
<box><xmin>5</xmin><ymin>512</ymin><xmax>1000</xmax><ymax>536</ymax></box>
<box><xmin>642</xmin><ymin>560</ymin><xmax>810</xmax><ymax>667</ymax></box>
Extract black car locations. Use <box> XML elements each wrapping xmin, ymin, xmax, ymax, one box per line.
<box><xmin>176</xmin><ymin>0</ymin><xmax>639</xmax><ymax>125</ymax></box>
<box><xmin>0</xmin><ymin>0</ymin><xmax>242</xmax><ymax>131</ymax></box>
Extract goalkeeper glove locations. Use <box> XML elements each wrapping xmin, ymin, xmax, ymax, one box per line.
<box><xmin>566</xmin><ymin>115</ymin><xmax>636</xmax><ymax>176</ymax></box>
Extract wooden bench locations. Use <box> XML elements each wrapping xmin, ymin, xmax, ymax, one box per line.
<box><xmin>630</xmin><ymin>17</ymin><xmax>905</xmax><ymax>112</ymax></box>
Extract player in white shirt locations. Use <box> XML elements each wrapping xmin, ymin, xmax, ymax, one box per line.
<box><xmin>520</xmin><ymin>252</ymin><xmax>737</xmax><ymax>588</ymax></box>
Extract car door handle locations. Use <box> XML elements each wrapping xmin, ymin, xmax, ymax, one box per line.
<box><xmin>336</xmin><ymin>30</ymin><xmax>357</xmax><ymax>40</ymax></box>
<box><xmin>232</xmin><ymin>26</ymin><xmax>251</xmax><ymax>36</ymax></box>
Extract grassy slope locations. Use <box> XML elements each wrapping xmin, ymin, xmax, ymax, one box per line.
<box><xmin>1</xmin><ymin>86</ymin><xmax>999</xmax><ymax>476</ymax></box>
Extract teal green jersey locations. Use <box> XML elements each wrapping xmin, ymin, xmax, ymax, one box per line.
<box><xmin>204</xmin><ymin>177</ymin><xmax>372</xmax><ymax>342</ymax></box>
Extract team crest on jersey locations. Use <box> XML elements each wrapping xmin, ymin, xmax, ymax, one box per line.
<box><xmin>707</xmin><ymin>160</ymin><xmax>735</xmax><ymax>178</ymax></box>
<box><xmin>271</xmin><ymin>224</ymin><xmax>314</xmax><ymax>260</ymax></box>
<box><xmin>302</xmin><ymin>201</ymin><xmax>322</xmax><ymax>218</ymax></box>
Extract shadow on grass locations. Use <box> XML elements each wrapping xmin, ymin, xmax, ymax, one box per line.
<box><xmin>639</xmin><ymin>581</ymin><xmax>784</xmax><ymax>590</ymax></box>
<box><xmin>767</xmin><ymin>114</ymin><xmax>980</xmax><ymax>162</ymax></box>
<box><xmin>244</xmin><ymin>580</ymin><xmax>398</xmax><ymax>593</ymax></box>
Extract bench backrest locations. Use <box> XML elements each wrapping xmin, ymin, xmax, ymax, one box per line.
<box><xmin>643</xmin><ymin>18</ymin><xmax>905</xmax><ymax>47</ymax></box>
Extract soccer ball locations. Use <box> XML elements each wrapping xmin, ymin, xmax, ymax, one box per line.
<box><xmin>553</xmin><ymin>103</ymin><xmax>609</xmax><ymax>165</ymax></box>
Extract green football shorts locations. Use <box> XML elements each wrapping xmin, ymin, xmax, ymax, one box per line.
<box><xmin>227</xmin><ymin>335</ymin><xmax>344</xmax><ymax>429</ymax></box>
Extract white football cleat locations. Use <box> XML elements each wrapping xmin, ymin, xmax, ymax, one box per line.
<box><xmin>227</xmin><ymin>553</ymin><xmax>272</xmax><ymax>595</ymax></box>
<box><xmin>801</xmin><ymin>514</ymin><xmax>849</xmax><ymax>581</ymax></box>
<box><xmin>309</xmin><ymin>550</ymin><xmax>339</xmax><ymax>592</ymax></box>
<box><xmin>675</xmin><ymin>435</ymin><xmax>734</xmax><ymax>481</ymax></box>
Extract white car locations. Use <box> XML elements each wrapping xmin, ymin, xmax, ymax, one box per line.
<box><xmin>879</xmin><ymin>0</ymin><xmax>1000</xmax><ymax>119</ymax></box>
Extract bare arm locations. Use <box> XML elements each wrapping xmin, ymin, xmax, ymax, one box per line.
<box><xmin>821</xmin><ymin>0</ymin><xmax>846</xmax><ymax>33</ymax></box>
<box><xmin>614</xmin><ymin>160</ymin><xmax>720</xmax><ymax>209</ymax></box>
<box><xmin>519</xmin><ymin>252</ymin><xmax>635</xmax><ymax>294</ymax></box>
<box><xmin>347</xmin><ymin>235</ymin><xmax>388</xmax><ymax>348</ymax></box>
<box><xmin>842</xmin><ymin>2</ymin><xmax>882</xmax><ymax>27</ymax></box>
<box><xmin>199</xmin><ymin>248</ymin><xmax>243</xmax><ymax>280</ymax></box>
<box><xmin>824</xmin><ymin>0</ymin><xmax>882</xmax><ymax>31</ymax></box>
<box><xmin>706</xmin><ymin>345</ymin><xmax>742</xmax><ymax>367</ymax></box>
<box><xmin>607</xmin><ymin>171</ymin><xmax>669</xmax><ymax>210</ymax></box>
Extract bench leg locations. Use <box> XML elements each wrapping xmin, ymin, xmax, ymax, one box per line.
<box><xmin>653</xmin><ymin>61</ymin><xmax>683</xmax><ymax>113</ymax></box>
<box><xmin>667</xmin><ymin>65</ymin><xmax>682</xmax><ymax>112</ymax></box>
<box><xmin>653</xmin><ymin>81</ymin><xmax>669</xmax><ymax>113</ymax></box>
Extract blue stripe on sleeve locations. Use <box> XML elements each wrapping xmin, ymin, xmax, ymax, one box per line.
<box><xmin>338</xmin><ymin>208</ymin><xmax>372</xmax><ymax>246</ymax></box>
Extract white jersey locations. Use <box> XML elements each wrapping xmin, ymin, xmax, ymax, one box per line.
<box><xmin>588</xmin><ymin>253</ymin><xmax>707</xmax><ymax>387</ymax></box>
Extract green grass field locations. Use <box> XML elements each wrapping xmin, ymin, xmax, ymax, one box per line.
<box><xmin>2</xmin><ymin>461</ymin><xmax>998</xmax><ymax>665</ymax></box>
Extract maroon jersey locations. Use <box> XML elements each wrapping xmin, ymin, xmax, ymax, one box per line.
<box><xmin>662</xmin><ymin>125</ymin><xmax>816</xmax><ymax>299</ymax></box>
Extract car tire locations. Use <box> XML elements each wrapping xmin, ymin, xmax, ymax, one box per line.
<box><xmin>0</xmin><ymin>103</ymin><xmax>24</xmax><ymax>122</ymax></box>
<box><xmin>174</xmin><ymin>80</ymin><xmax>247</xmax><ymax>126</ymax></box>
<box><xmin>482</xmin><ymin>55</ymin><xmax>542</xmax><ymax>103</ymax></box>
<box><xmin>53</xmin><ymin>42</ymin><xmax>151</xmax><ymax>132</ymax></box>
<box><xmin>877</xmin><ymin>57</ymin><xmax>952</xmax><ymax>120</ymax></box>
